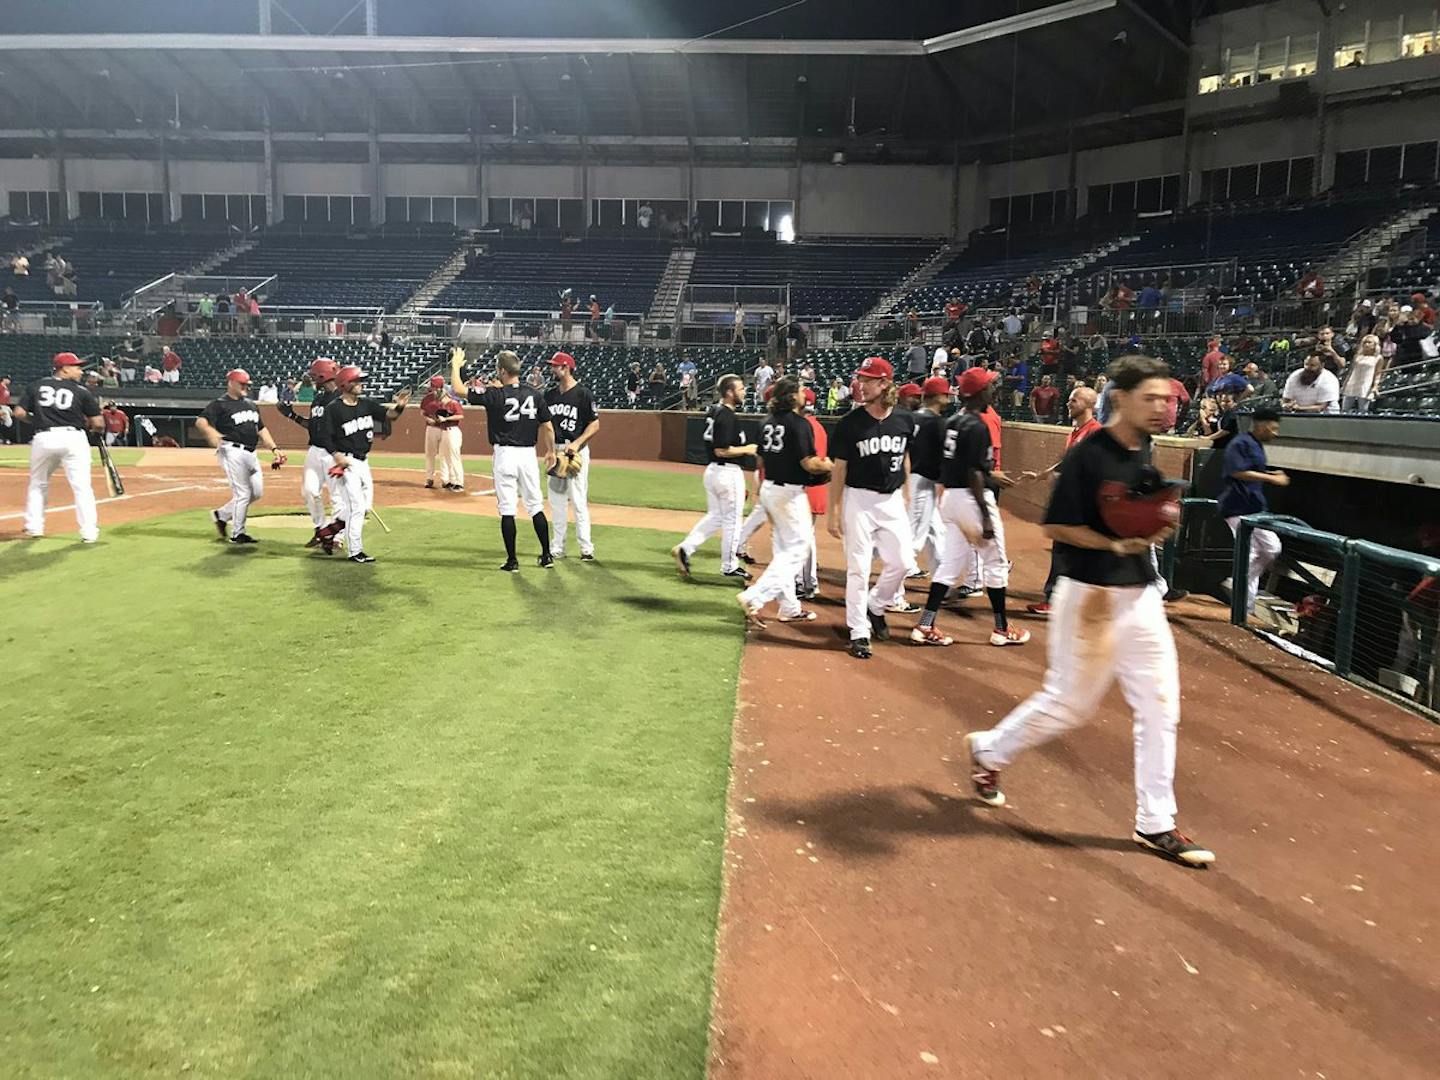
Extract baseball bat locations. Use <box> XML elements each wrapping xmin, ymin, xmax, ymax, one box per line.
<box><xmin>96</xmin><ymin>437</ymin><xmax>125</xmax><ymax>496</ymax></box>
<box><xmin>367</xmin><ymin>507</ymin><xmax>391</xmax><ymax>534</ymax></box>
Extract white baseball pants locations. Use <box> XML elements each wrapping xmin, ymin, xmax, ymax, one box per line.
<box><xmin>971</xmin><ymin>577</ymin><xmax>1182</xmax><ymax>834</ymax></box>
<box><xmin>424</xmin><ymin>426</ymin><xmax>465</xmax><ymax>487</ymax></box>
<box><xmin>1225</xmin><ymin>516</ymin><xmax>1282</xmax><ymax>613</ymax></box>
<box><xmin>302</xmin><ymin>444</ymin><xmax>336</xmax><ymax>528</ymax></box>
<box><xmin>737</xmin><ymin>501</ymin><xmax>767</xmax><ymax>554</ymax></box>
<box><xmin>934</xmin><ymin>488</ymin><xmax>1009</xmax><ymax>589</ymax></box>
<box><xmin>908</xmin><ymin>473</ymin><xmax>945</xmax><ymax>568</ymax></box>
<box><xmin>739</xmin><ymin>482</ymin><xmax>812</xmax><ymax>617</ymax></box>
<box><xmin>548</xmin><ymin>445</ymin><xmax>593</xmax><ymax>556</ymax></box>
<box><xmin>679</xmin><ymin>462</ymin><xmax>745</xmax><ymax>572</ymax></box>
<box><xmin>333</xmin><ymin>458</ymin><xmax>374</xmax><ymax>554</ymax></box>
<box><xmin>25</xmin><ymin>428</ymin><xmax>98</xmax><ymax>541</ymax></box>
<box><xmin>215</xmin><ymin>443</ymin><xmax>263</xmax><ymax>537</ymax></box>
<box><xmin>842</xmin><ymin>487</ymin><xmax>913</xmax><ymax>641</ymax></box>
<box><xmin>493</xmin><ymin>444</ymin><xmax>544</xmax><ymax>517</ymax></box>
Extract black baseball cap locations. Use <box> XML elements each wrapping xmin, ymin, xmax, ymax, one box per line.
<box><xmin>1253</xmin><ymin>406</ymin><xmax>1281</xmax><ymax>422</ymax></box>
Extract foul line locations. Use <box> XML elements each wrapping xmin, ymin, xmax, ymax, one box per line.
<box><xmin>0</xmin><ymin>484</ymin><xmax>209</xmax><ymax>522</ymax></box>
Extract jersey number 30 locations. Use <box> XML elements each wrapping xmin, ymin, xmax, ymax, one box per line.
<box><xmin>37</xmin><ymin>385</ymin><xmax>75</xmax><ymax>410</ymax></box>
<box><xmin>503</xmin><ymin>396</ymin><xmax>538</xmax><ymax>422</ymax></box>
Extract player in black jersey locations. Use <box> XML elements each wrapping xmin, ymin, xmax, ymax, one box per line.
<box><xmin>13</xmin><ymin>351</ymin><xmax>104</xmax><ymax>541</ymax></box>
<box><xmin>449</xmin><ymin>346</ymin><xmax>557</xmax><ymax>571</ymax></box>
<box><xmin>913</xmin><ymin>367</ymin><xmax>1031</xmax><ymax>647</ymax></box>
<box><xmin>735</xmin><ymin>377</ymin><xmax>833</xmax><ymax>628</ymax></box>
<box><xmin>196</xmin><ymin>369</ymin><xmax>287</xmax><ymax>544</ymax></box>
<box><xmin>277</xmin><ymin>357</ymin><xmax>341</xmax><ymax>547</ymax></box>
<box><xmin>317</xmin><ymin>365</ymin><xmax>410</xmax><ymax>563</ymax></box>
<box><xmin>672</xmin><ymin>374</ymin><xmax>757</xmax><ymax>580</ymax></box>
<box><xmin>826</xmin><ymin>357</ymin><xmax>918</xmax><ymax>660</ymax></box>
<box><xmin>544</xmin><ymin>351</ymin><xmax>601</xmax><ymax>560</ymax></box>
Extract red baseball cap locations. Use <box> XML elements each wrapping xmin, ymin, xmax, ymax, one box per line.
<box><xmin>855</xmin><ymin>356</ymin><xmax>893</xmax><ymax>380</ymax></box>
<box><xmin>921</xmin><ymin>376</ymin><xmax>952</xmax><ymax>397</ymax></box>
<box><xmin>898</xmin><ymin>382</ymin><xmax>923</xmax><ymax>398</ymax></box>
<box><xmin>956</xmin><ymin>367</ymin><xmax>999</xmax><ymax>397</ymax></box>
<box><xmin>429</xmin><ymin>375</ymin><xmax>445</xmax><ymax>388</ymax></box>
<box><xmin>53</xmin><ymin>352</ymin><xmax>82</xmax><ymax>369</ymax></box>
<box><xmin>225</xmin><ymin>368</ymin><xmax>252</xmax><ymax>384</ymax></box>
<box><xmin>549</xmin><ymin>351</ymin><xmax>576</xmax><ymax>370</ymax></box>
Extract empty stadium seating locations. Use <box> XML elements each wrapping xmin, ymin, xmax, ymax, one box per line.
<box><xmin>692</xmin><ymin>239</ymin><xmax>939</xmax><ymax>320</ymax></box>
<box><xmin>3</xmin><ymin>227</ymin><xmax>231</xmax><ymax>309</ymax></box>
<box><xmin>208</xmin><ymin>230</ymin><xmax>461</xmax><ymax>313</ymax></box>
<box><xmin>433</xmin><ymin>237</ymin><xmax>673</xmax><ymax>316</ymax></box>
<box><xmin>892</xmin><ymin>232</ymin><xmax>1101</xmax><ymax>315</ymax></box>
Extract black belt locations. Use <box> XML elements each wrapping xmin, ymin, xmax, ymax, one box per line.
<box><xmin>225</xmin><ymin>441</ymin><xmax>257</xmax><ymax>451</ymax></box>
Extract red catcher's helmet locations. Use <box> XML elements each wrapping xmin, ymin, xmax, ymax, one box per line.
<box><xmin>309</xmin><ymin>358</ymin><xmax>339</xmax><ymax>382</ymax></box>
<box><xmin>1098</xmin><ymin>473</ymin><xmax>1187</xmax><ymax>539</ymax></box>
<box><xmin>336</xmin><ymin>365</ymin><xmax>365</xmax><ymax>387</ymax></box>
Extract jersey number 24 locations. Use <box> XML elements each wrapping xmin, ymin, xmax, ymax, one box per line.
<box><xmin>503</xmin><ymin>396</ymin><xmax>538</xmax><ymax>422</ymax></box>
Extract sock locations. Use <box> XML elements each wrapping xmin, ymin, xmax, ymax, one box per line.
<box><xmin>987</xmin><ymin>587</ymin><xmax>1008</xmax><ymax>632</ymax></box>
<box><xmin>532</xmin><ymin>511</ymin><xmax>551</xmax><ymax>556</ymax></box>
<box><xmin>919</xmin><ymin>582</ymin><xmax>948</xmax><ymax>629</ymax></box>
<box><xmin>501</xmin><ymin>515</ymin><xmax>517</xmax><ymax>561</ymax></box>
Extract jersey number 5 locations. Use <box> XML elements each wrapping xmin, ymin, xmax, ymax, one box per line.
<box><xmin>37</xmin><ymin>385</ymin><xmax>75</xmax><ymax>410</ymax></box>
<box><xmin>503</xmin><ymin>396</ymin><xmax>538</xmax><ymax>422</ymax></box>
<box><xmin>942</xmin><ymin>429</ymin><xmax>958</xmax><ymax>459</ymax></box>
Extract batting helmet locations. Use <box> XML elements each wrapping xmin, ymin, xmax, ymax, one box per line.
<box><xmin>309</xmin><ymin>358</ymin><xmax>339</xmax><ymax>382</ymax></box>
<box><xmin>1098</xmin><ymin>470</ymin><xmax>1187</xmax><ymax>539</ymax></box>
<box><xmin>335</xmin><ymin>365</ymin><xmax>365</xmax><ymax>387</ymax></box>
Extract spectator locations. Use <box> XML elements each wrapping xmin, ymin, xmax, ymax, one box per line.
<box><xmin>637</xmin><ymin>202</ymin><xmax>653</xmax><ymax>229</ymax></box>
<box><xmin>753</xmin><ymin>358</ymin><xmax>775</xmax><ymax>406</ymax></box>
<box><xmin>602</xmin><ymin>305</ymin><xmax>616</xmax><ymax>341</ymax></box>
<box><xmin>278</xmin><ymin>379</ymin><xmax>298</xmax><ymax>405</ymax></box>
<box><xmin>1001</xmin><ymin>309</ymin><xmax>1023</xmax><ymax>338</ymax></box>
<box><xmin>1205</xmin><ymin>355</ymin><xmax>1235</xmax><ymax>396</ymax></box>
<box><xmin>798</xmin><ymin>360</ymin><xmax>815</xmax><ymax>385</ymax></box>
<box><xmin>559</xmin><ymin>289</ymin><xmax>575</xmax><ymax>337</ymax></box>
<box><xmin>1244</xmin><ymin>362</ymin><xmax>1278</xmax><ymax>400</ymax></box>
<box><xmin>1185</xmin><ymin>396</ymin><xmax>1222</xmax><ymax>437</ymax></box>
<box><xmin>161</xmin><ymin>345</ymin><xmax>183</xmax><ymax>384</ymax></box>
<box><xmin>1218</xmin><ymin>406</ymin><xmax>1288</xmax><ymax>614</ymax></box>
<box><xmin>1341</xmin><ymin>333</ymin><xmax>1388</xmax><ymax>412</ymax></box>
<box><xmin>142</xmin><ymin>364</ymin><xmax>162</xmax><ymax>384</ymax></box>
<box><xmin>256</xmin><ymin>383</ymin><xmax>278</xmax><ymax>404</ymax></box>
<box><xmin>1297</xmin><ymin>267</ymin><xmax>1324</xmax><ymax>301</ymax></box>
<box><xmin>1</xmin><ymin>286</ymin><xmax>18</xmax><ymax>331</ymax></box>
<box><xmin>1004</xmin><ymin>355</ymin><xmax>1030</xmax><ymax>410</ymax></box>
<box><xmin>679</xmin><ymin>361</ymin><xmax>698</xmax><ymax>410</ymax></box>
<box><xmin>526</xmin><ymin>366</ymin><xmax>545</xmax><ymax>389</ymax></box>
<box><xmin>1391</xmin><ymin>304</ymin><xmax>1433</xmax><ymax>368</ymax></box>
<box><xmin>98</xmin><ymin>358</ymin><xmax>120</xmax><ymax>388</ymax></box>
<box><xmin>1308</xmin><ymin>325</ymin><xmax>1348</xmax><ymax>376</ymax></box>
<box><xmin>588</xmin><ymin>294</ymin><xmax>601</xmax><ymax>340</ymax></box>
<box><xmin>966</xmin><ymin>319</ymin><xmax>992</xmax><ymax>356</ymax></box>
<box><xmin>1113</xmin><ymin>280</ymin><xmax>1135</xmax><ymax>311</ymax></box>
<box><xmin>1349</xmin><ymin>298</ymin><xmax>1377</xmax><ymax>338</ymax></box>
<box><xmin>1282</xmin><ymin>353</ymin><xmax>1341</xmax><ymax>413</ymax></box>
<box><xmin>904</xmin><ymin>336</ymin><xmax>929</xmax><ymax>379</ymax></box>
<box><xmin>626</xmin><ymin>362</ymin><xmax>642</xmax><ymax>406</ymax></box>
<box><xmin>731</xmin><ymin>302</ymin><xmax>746</xmax><ymax>344</ymax></box>
<box><xmin>647</xmin><ymin>361</ymin><xmax>667</xmax><ymax>406</ymax></box>
<box><xmin>1029</xmin><ymin>373</ymin><xmax>1059</xmax><ymax>423</ymax></box>
<box><xmin>197</xmin><ymin>293</ymin><xmax>215</xmax><ymax>327</ymax></box>
<box><xmin>784</xmin><ymin>319</ymin><xmax>808</xmax><ymax>361</ymax></box>
<box><xmin>1165</xmin><ymin>373</ymin><xmax>1191</xmax><ymax>433</ymax></box>
<box><xmin>296</xmin><ymin>377</ymin><xmax>315</xmax><ymax>404</ymax></box>
<box><xmin>1201</xmin><ymin>339</ymin><xmax>1225</xmax><ymax>386</ymax></box>
<box><xmin>10</xmin><ymin>253</ymin><xmax>29</xmax><ymax>277</ymax></box>
<box><xmin>826</xmin><ymin>376</ymin><xmax>848</xmax><ymax>413</ymax></box>
<box><xmin>518</xmin><ymin>202</ymin><xmax>533</xmax><ymax>230</ymax></box>
<box><xmin>943</xmin><ymin>297</ymin><xmax>964</xmax><ymax>326</ymax></box>
<box><xmin>1412</xmin><ymin>292</ymin><xmax>1436</xmax><ymax>328</ymax></box>
<box><xmin>101</xmin><ymin>402</ymin><xmax>129</xmax><ymax>447</ymax></box>
<box><xmin>1137</xmin><ymin>280</ymin><xmax>1163</xmax><ymax>309</ymax></box>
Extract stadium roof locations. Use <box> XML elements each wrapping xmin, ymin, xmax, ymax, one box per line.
<box><xmin>0</xmin><ymin>1</ymin><xmax>1201</xmax><ymax>164</ymax></box>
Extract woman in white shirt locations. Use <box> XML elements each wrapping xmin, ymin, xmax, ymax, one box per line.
<box><xmin>1340</xmin><ymin>333</ymin><xmax>1387</xmax><ymax>412</ymax></box>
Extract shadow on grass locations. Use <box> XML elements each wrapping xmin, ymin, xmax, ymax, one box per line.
<box><xmin>0</xmin><ymin>538</ymin><xmax>80</xmax><ymax>577</ymax></box>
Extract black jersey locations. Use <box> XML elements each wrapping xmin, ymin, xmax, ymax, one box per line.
<box><xmin>938</xmin><ymin>410</ymin><xmax>994</xmax><ymax>491</ymax></box>
<box><xmin>467</xmin><ymin>383</ymin><xmax>552</xmax><ymax>448</ymax></box>
<box><xmin>757</xmin><ymin>411</ymin><xmax>817</xmax><ymax>486</ymax></box>
<box><xmin>830</xmin><ymin>406</ymin><xmax>917</xmax><ymax>494</ymax></box>
<box><xmin>319</xmin><ymin>396</ymin><xmax>388</xmax><ymax>459</ymax></box>
<box><xmin>280</xmin><ymin>388</ymin><xmax>337</xmax><ymax>449</ymax></box>
<box><xmin>703</xmin><ymin>404</ymin><xmax>746</xmax><ymax>466</ymax></box>
<box><xmin>545</xmin><ymin>383</ymin><xmax>598</xmax><ymax>447</ymax></box>
<box><xmin>201</xmin><ymin>394</ymin><xmax>266</xmax><ymax>451</ymax></box>
<box><xmin>20</xmin><ymin>377</ymin><xmax>100</xmax><ymax>433</ymax></box>
<box><xmin>909</xmin><ymin>409</ymin><xmax>946</xmax><ymax>481</ymax></box>
<box><xmin>1044</xmin><ymin>427</ymin><xmax>1158</xmax><ymax>587</ymax></box>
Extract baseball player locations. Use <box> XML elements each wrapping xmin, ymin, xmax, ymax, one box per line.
<box><xmin>964</xmin><ymin>354</ymin><xmax>1215</xmax><ymax>867</ymax></box>
<box><xmin>826</xmin><ymin>357</ymin><xmax>918</xmax><ymax>660</ymax></box>
<box><xmin>421</xmin><ymin>375</ymin><xmax>465</xmax><ymax>491</ymax></box>
<box><xmin>13</xmin><ymin>352</ymin><xmax>103</xmax><ymax>542</ymax></box>
<box><xmin>318</xmin><ymin>365</ymin><xmax>410</xmax><ymax>563</ymax></box>
<box><xmin>449</xmin><ymin>346</ymin><xmax>556</xmax><ymax>571</ymax></box>
<box><xmin>544</xmin><ymin>351</ymin><xmax>600</xmax><ymax>560</ymax></box>
<box><xmin>101</xmin><ymin>401</ymin><xmax>129</xmax><ymax>447</ymax></box>
<box><xmin>278</xmin><ymin>358</ymin><xmax>341</xmax><ymax>549</ymax></box>
<box><xmin>1218</xmin><ymin>405</ymin><xmax>1288</xmax><ymax>613</ymax></box>
<box><xmin>797</xmin><ymin>386</ymin><xmax>828</xmax><ymax>599</ymax></box>
<box><xmin>1027</xmin><ymin>384</ymin><xmax>1101</xmax><ymax>616</ymax></box>
<box><xmin>897</xmin><ymin>382</ymin><xmax>923</xmax><ymax>411</ymax></box>
<box><xmin>672</xmin><ymin>374</ymin><xmax>758</xmax><ymax>580</ymax></box>
<box><xmin>912</xmin><ymin>367</ymin><xmax>1030</xmax><ymax>647</ymax></box>
<box><xmin>195</xmin><ymin>369</ymin><xmax>286</xmax><ymax>545</ymax></box>
<box><xmin>892</xmin><ymin>375</ymin><xmax>951</xmax><ymax>605</ymax></box>
<box><xmin>736</xmin><ymin>376</ymin><xmax>833</xmax><ymax>627</ymax></box>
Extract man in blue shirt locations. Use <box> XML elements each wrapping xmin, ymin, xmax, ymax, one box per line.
<box><xmin>1218</xmin><ymin>406</ymin><xmax>1289</xmax><ymax>613</ymax></box>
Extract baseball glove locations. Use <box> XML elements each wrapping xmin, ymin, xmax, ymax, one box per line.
<box><xmin>552</xmin><ymin>449</ymin><xmax>584</xmax><ymax>479</ymax></box>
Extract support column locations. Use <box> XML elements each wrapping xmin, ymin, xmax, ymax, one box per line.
<box><xmin>262</xmin><ymin>99</ymin><xmax>278</xmax><ymax>225</ymax></box>
<box><xmin>365</xmin><ymin>0</ymin><xmax>378</xmax><ymax>35</ymax></box>
<box><xmin>368</xmin><ymin>100</ymin><xmax>382</xmax><ymax>225</ymax></box>
<box><xmin>54</xmin><ymin>132</ymin><xmax>71</xmax><ymax>221</ymax></box>
<box><xmin>472</xmin><ymin>129</ymin><xmax>484</xmax><ymax>227</ymax></box>
<box><xmin>159</xmin><ymin>134</ymin><xmax>174</xmax><ymax>224</ymax></box>
<box><xmin>1313</xmin><ymin>5</ymin><xmax>1334</xmax><ymax>195</ymax></box>
<box><xmin>950</xmin><ymin>141</ymin><xmax>961</xmax><ymax>240</ymax></box>
<box><xmin>257</xmin><ymin>0</ymin><xmax>271</xmax><ymax>34</ymax></box>
<box><xmin>1065</xmin><ymin>126</ymin><xmax>1079</xmax><ymax>223</ymax></box>
<box><xmin>1178</xmin><ymin>106</ymin><xmax>1193</xmax><ymax>208</ymax></box>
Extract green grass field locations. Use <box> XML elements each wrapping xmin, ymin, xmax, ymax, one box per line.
<box><xmin>0</xmin><ymin>508</ymin><xmax>743</xmax><ymax>1078</ymax></box>
<box><xmin>0</xmin><ymin>446</ymin><xmax>145</xmax><ymax>469</ymax></box>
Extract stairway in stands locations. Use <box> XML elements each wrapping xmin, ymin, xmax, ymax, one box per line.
<box><xmin>191</xmin><ymin>235</ymin><xmax>256</xmax><ymax>275</ymax></box>
<box><xmin>1313</xmin><ymin>204</ymin><xmax>1439</xmax><ymax>294</ymax></box>
<box><xmin>644</xmin><ymin>246</ymin><xmax>695</xmax><ymax>338</ymax></box>
<box><xmin>398</xmin><ymin>243</ymin><xmax>470</xmax><ymax>317</ymax></box>
<box><xmin>856</xmin><ymin>241</ymin><xmax>962</xmax><ymax>330</ymax></box>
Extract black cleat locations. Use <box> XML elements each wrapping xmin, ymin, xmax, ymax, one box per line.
<box><xmin>538</xmin><ymin>553</ymin><xmax>555</xmax><ymax>569</ymax></box>
<box><xmin>848</xmin><ymin>638</ymin><xmax>873</xmax><ymax>660</ymax></box>
<box><xmin>905</xmin><ymin>567</ymin><xmax>929</xmax><ymax>580</ymax></box>
<box><xmin>722</xmin><ymin>566</ymin><xmax>753</xmax><ymax>582</ymax></box>
<box><xmin>500</xmin><ymin>559</ymin><xmax>520</xmax><ymax>573</ymax></box>
<box><xmin>425</xmin><ymin>479</ymin><xmax>435</xmax><ymax>489</ymax></box>
<box><xmin>1133</xmin><ymin>829</ymin><xmax>1215</xmax><ymax>867</ymax></box>
<box><xmin>580</xmin><ymin>552</ymin><xmax>596</xmax><ymax>562</ymax></box>
<box><xmin>867</xmin><ymin>609</ymin><xmax>891</xmax><ymax>642</ymax></box>
<box><xmin>671</xmin><ymin>545</ymin><xmax>691</xmax><ymax>577</ymax></box>
<box><xmin>1163</xmin><ymin>587</ymin><xmax>1190</xmax><ymax>603</ymax></box>
<box><xmin>735</xmin><ymin>549</ymin><xmax>757</xmax><ymax>565</ymax></box>
<box><xmin>229</xmin><ymin>533</ymin><xmax>258</xmax><ymax>545</ymax></box>
<box><xmin>348</xmin><ymin>551</ymin><xmax>376</xmax><ymax>564</ymax></box>
<box><xmin>212</xmin><ymin>510</ymin><xmax>227</xmax><ymax>539</ymax></box>
<box><xmin>320</xmin><ymin>538</ymin><xmax>336</xmax><ymax>555</ymax></box>
<box><xmin>304</xmin><ymin>527</ymin><xmax>322</xmax><ymax>549</ymax></box>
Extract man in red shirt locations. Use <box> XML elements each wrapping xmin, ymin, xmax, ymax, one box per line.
<box><xmin>943</xmin><ymin>298</ymin><xmax>963</xmax><ymax>326</ymax></box>
<box><xmin>1029</xmin><ymin>373</ymin><xmax>1059</xmax><ymax>422</ymax></box>
<box><xmin>1201</xmin><ymin>339</ymin><xmax>1224</xmax><ymax>387</ymax></box>
<box><xmin>587</xmin><ymin>295</ymin><xmax>601</xmax><ymax>339</ymax></box>
<box><xmin>101</xmin><ymin>402</ymin><xmax>129</xmax><ymax>446</ymax></box>
<box><xmin>1411</xmin><ymin>292</ymin><xmax>1436</xmax><ymax>328</ymax></box>
<box><xmin>1165</xmin><ymin>375</ymin><xmax>1191</xmax><ymax>433</ymax></box>
<box><xmin>1113</xmin><ymin>281</ymin><xmax>1135</xmax><ymax>311</ymax></box>
<box><xmin>161</xmin><ymin>346</ymin><xmax>183</xmax><ymax>384</ymax></box>
<box><xmin>421</xmin><ymin>375</ymin><xmax>465</xmax><ymax>491</ymax></box>
<box><xmin>1038</xmin><ymin>332</ymin><xmax>1062</xmax><ymax>370</ymax></box>
<box><xmin>1026</xmin><ymin>384</ymin><xmax>1100</xmax><ymax>616</ymax></box>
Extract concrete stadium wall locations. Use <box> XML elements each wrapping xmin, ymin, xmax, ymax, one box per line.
<box><xmin>798</xmin><ymin>164</ymin><xmax>954</xmax><ymax>236</ymax></box>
